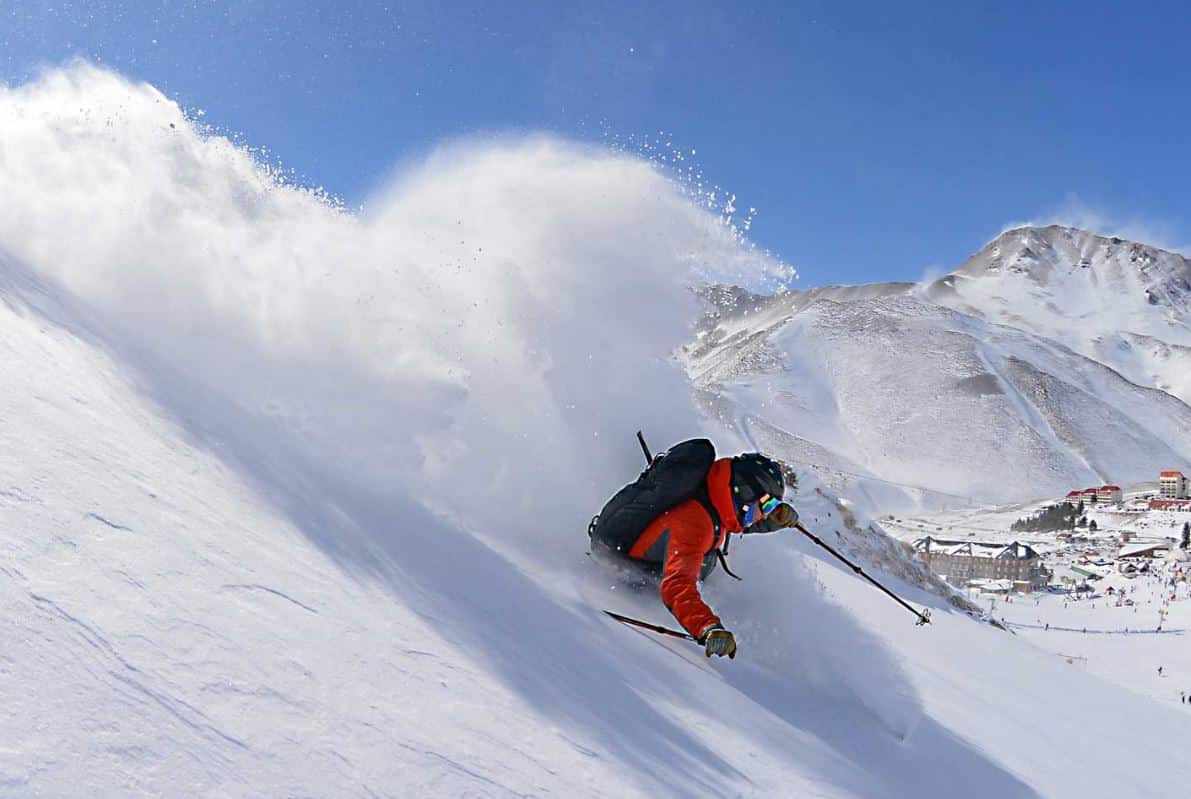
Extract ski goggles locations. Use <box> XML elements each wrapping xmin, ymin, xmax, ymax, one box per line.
<box><xmin>741</xmin><ymin>494</ymin><xmax>781</xmax><ymax>527</ymax></box>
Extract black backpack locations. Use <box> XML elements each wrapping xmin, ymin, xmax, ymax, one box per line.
<box><xmin>588</xmin><ymin>438</ymin><xmax>718</xmax><ymax>557</ymax></box>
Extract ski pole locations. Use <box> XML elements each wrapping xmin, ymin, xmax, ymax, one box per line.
<box><xmin>604</xmin><ymin>610</ymin><xmax>696</xmax><ymax>641</ymax></box>
<box><xmin>793</xmin><ymin>522</ymin><xmax>932</xmax><ymax>626</ymax></box>
<box><xmin>636</xmin><ymin>430</ymin><xmax>653</xmax><ymax>464</ymax></box>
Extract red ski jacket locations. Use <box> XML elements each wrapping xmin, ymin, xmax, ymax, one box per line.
<box><xmin>627</xmin><ymin>458</ymin><xmax>743</xmax><ymax>638</ymax></box>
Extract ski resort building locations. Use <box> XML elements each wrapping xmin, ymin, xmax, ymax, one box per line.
<box><xmin>913</xmin><ymin>538</ymin><xmax>1049</xmax><ymax>592</ymax></box>
<box><xmin>1117</xmin><ymin>543</ymin><xmax>1169</xmax><ymax>560</ymax></box>
<box><xmin>1159</xmin><ymin>471</ymin><xmax>1189</xmax><ymax>499</ymax></box>
<box><xmin>1064</xmin><ymin>485</ymin><xmax>1122</xmax><ymax>504</ymax></box>
<box><xmin>1071</xmin><ymin>563</ymin><xmax>1109</xmax><ymax>580</ymax></box>
<box><xmin>1097</xmin><ymin>485</ymin><xmax>1123</xmax><ymax>503</ymax></box>
<box><xmin>1149</xmin><ymin>498</ymin><xmax>1191</xmax><ymax>511</ymax></box>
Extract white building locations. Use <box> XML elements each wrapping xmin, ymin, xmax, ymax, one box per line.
<box><xmin>914</xmin><ymin>538</ymin><xmax>1049</xmax><ymax>591</ymax></box>
<box><xmin>1097</xmin><ymin>485</ymin><xmax>1123</xmax><ymax>503</ymax></box>
<box><xmin>1117</xmin><ymin>542</ymin><xmax>1169</xmax><ymax>560</ymax></box>
<box><xmin>1160</xmin><ymin>471</ymin><xmax>1189</xmax><ymax>499</ymax></box>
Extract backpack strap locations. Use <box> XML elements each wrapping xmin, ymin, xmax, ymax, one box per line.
<box><xmin>694</xmin><ymin>483</ymin><xmax>721</xmax><ymax>541</ymax></box>
<box><xmin>694</xmin><ymin>483</ymin><xmax>742</xmax><ymax>581</ymax></box>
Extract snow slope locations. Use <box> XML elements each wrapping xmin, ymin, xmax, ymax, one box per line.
<box><xmin>882</xmin><ymin>497</ymin><xmax>1191</xmax><ymax>708</ymax></box>
<box><xmin>688</xmin><ymin>228</ymin><xmax>1191</xmax><ymax>514</ymax></box>
<box><xmin>4</xmin><ymin>64</ymin><xmax>1191</xmax><ymax>797</ymax></box>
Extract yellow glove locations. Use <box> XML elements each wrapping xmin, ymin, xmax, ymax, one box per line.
<box><xmin>767</xmin><ymin>502</ymin><xmax>800</xmax><ymax>529</ymax></box>
<box><xmin>700</xmin><ymin>625</ymin><xmax>737</xmax><ymax>659</ymax></box>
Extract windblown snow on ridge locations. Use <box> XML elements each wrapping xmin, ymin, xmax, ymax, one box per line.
<box><xmin>0</xmin><ymin>62</ymin><xmax>794</xmax><ymax>569</ymax></box>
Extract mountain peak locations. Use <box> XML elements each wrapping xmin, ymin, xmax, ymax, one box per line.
<box><xmin>945</xmin><ymin>224</ymin><xmax>1190</xmax><ymax>285</ymax></box>
<box><xmin>918</xmin><ymin>222</ymin><xmax>1191</xmax><ymax>407</ymax></box>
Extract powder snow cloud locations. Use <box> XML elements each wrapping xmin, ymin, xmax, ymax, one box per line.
<box><xmin>0</xmin><ymin>62</ymin><xmax>785</xmax><ymax>569</ymax></box>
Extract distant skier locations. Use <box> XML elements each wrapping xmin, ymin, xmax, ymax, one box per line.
<box><xmin>589</xmin><ymin>443</ymin><xmax>798</xmax><ymax>659</ymax></box>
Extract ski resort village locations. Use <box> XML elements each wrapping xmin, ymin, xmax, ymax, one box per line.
<box><xmin>881</xmin><ymin>470</ymin><xmax>1191</xmax><ymax>706</ymax></box>
<box><xmin>897</xmin><ymin>469</ymin><xmax>1191</xmax><ymax>597</ymax></box>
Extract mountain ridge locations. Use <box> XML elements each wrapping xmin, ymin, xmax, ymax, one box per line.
<box><xmin>690</xmin><ymin>225</ymin><xmax>1191</xmax><ymax>514</ymax></box>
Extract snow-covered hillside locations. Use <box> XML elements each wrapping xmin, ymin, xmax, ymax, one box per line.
<box><xmin>688</xmin><ymin>226</ymin><xmax>1191</xmax><ymax>514</ymax></box>
<box><xmin>5</xmin><ymin>64</ymin><xmax>1191</xmax><ymax>798</ymax></box>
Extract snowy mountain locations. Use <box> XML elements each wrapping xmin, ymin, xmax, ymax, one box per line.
<box><xmin>928</xmin><ymin>225</ymin><xmax>1191</xmax><ymax>404</ymax></box>
<box><xmin>4</xmin><ymin>64</ymin><xmax>1191</xmax><ymax>797</ymax></box>
<box><xmin>688</xmin><ymin>226</ymin><xmax>1191</xmax><ymax>514</ymax></box>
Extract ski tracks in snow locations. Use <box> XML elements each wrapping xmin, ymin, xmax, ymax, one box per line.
<box><xmin>219</xmin><ymin>583</ymin><xmax>320</xmax><ymax>615</ymax></box>
<box><xmin>27</xmin><ymin>591</ymin><xmax>252</xmax><ymax>761</ymax></box>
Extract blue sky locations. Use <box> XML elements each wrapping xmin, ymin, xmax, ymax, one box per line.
<box><xmin>4</xmin><ymin>1</ymin><xmax>1190</xmax><ymax>288</ymax></box>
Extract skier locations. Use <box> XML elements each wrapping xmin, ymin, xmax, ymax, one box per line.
<box><xmin>590</xmin><ymin>447</ymin><xmax>798</xmax><ymax>659</ymax></box>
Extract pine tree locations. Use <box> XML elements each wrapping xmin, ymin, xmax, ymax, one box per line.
<box><xmin>1012</xmin><ymin>502</ymin><xmax>1082</xmax><ymax>533</ymax></box>
<box><xmin>1181</xmin><ymin>522</ymin><xmax>1189</xmax><ymax>550</ymax></box>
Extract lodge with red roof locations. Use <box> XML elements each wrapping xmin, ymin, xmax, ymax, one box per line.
<box><xmin>1064</xmin><ymin>484</ymin><xmax>1122</xmax><ymax>504</ymax></box>
<box><xmin>1064</xmin><ymin>471</ymin><xmax>1191</xmax><ymax>510</ymax></box>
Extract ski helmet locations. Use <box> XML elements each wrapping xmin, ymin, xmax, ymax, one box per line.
<box><xmin>730</xmin><ymin>453</ymin><xmax>785</xmax><ymax>518</ymax></box>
